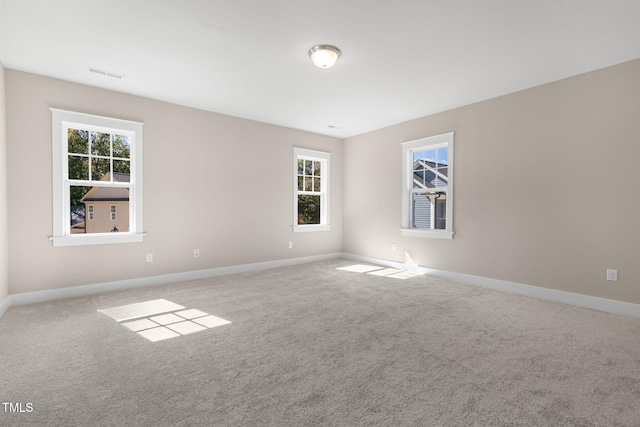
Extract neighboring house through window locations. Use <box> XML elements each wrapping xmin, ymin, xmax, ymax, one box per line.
<box><xmin>293</xmin><ymin>147</ymin><xmax>330</xmax><ymax>232</ymax></box>
<box><xmin>401</xmin><ymin>132</ymin><xmax>454</xmax><ymax>238</ymax></box>
<box><xmin>51</xmin><ymin>109</ymin><xmax>144</xmax><ymax>246</ymax></box>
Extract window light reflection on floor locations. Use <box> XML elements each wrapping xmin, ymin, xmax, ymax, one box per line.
<box><xmin>98</xmin><ymin>299</ymin><xmax>231</xmax><ymax>342</ymax></box>
<box><xmin>336</xmin><ymin>264</ymin><xmax>421</xmax><ymax>280</ymax></box>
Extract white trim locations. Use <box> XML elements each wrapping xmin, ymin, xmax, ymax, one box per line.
<box><xmin>341</xmin><ymin>253</ymin><xmax>640</xmax><ymax>319</ymax></box>
<box><xmin>400</xmin><ymin>228</ymin><xmax>454</xmax><ymax>239</ymax></box>
<box><xmin>401</xmin><ymin>132</ymin><xmax>454</xmax><ymax>238</ymax></box>
<box><xmin>4</xmin><ymin>252</ymin><xmax>640</xmax><ymax>320</ymax></box>
<box><xmin>50</xmin><ymin>232</ymin><xmax>145</xmax><ymax>247</ymax></box>
<box><xmin>7</xmin><ymin>253</ymin><xmax>342</xmax><ymax>307</ymax></box>
<box><xmin>0</xmin><ymin>295</ymin><xmax>10</xmax><ymax>319</ymax></box>
<box><xmin>293</xmin><ymin>224</ymin><xmax>331</xmax><ymax>232</ymax></box>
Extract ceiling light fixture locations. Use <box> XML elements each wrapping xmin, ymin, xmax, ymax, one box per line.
<box><xmin>308</xmin><ymin>44</ymin><xmax>341</xmax><ymax>69</ymax></box>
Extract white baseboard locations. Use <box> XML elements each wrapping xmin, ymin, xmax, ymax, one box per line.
<box><xmin>7</xmin><ymin>253</ymin><xmax>343</xmax><ymax>308</ymax></box>
<box><xmin>4</xmin><ymin>251</ymin><xmax>640</xmax><ymax>320</ymax></box>
<box><xmin>341</xmin><ymin>252</ymin><xmax>640</xmax><ymax>319</ymax></box>
<box><xmin>0</xmin><ymin>294</ymin><xmax>10</xmax><ymax>319</ymax></box>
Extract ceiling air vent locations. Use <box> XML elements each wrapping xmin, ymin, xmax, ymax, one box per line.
<box><xmin>88</xmin><ymin>67</ymin><xmax>123</xmax><ymax>79</ymax></box>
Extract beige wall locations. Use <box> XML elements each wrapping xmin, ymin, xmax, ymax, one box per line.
<box><xmin>6</xmin><ymin>70</ymin><xmax>342</xmax><ymax>294</ymax></box>
<box><xmin>6</xmin><ymin>60</ymin><xmax>640</xmax><ymax>305</ymax></box>
<box><xmin>0</xmin><ymin>62</ymin><xmax>8</xmax><ymax>303</ymax></box>
<box><xmin>344</xmin><ymin>59</ymin><xmax>640</xmax><ymax>304</ymax></box>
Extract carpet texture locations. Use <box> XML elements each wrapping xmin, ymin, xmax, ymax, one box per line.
<box><xmin>2</xmin><ymin>259</ymin><xmax>640</xmax><ymax>426</ymax></box>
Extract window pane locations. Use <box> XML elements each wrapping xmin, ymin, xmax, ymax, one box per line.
<box><xmin>91</xmin><ymin>158</ymin><xmax>110</xmax><ymax>180</ymax></box>
<box><xmin>435</xmin><ymin>197</ymin><xmax>446</xmax><ymax>230</ymax></box>
<box><xmin>70</xmin><ymin>186</ymin><xmax>92</xmax><ymax>234</ymax></box>
<box><xmin>413</xmin><ymin>151</ymin><xmax>423</xmax><ymax>164</ymax></box>
<box><xmin>113</xmin><ymin>135</ymin><xmax>131</xmax><ymax>158</ymax></box>
<box><xmin>68</xmin><ymin>155</ymin><xmax>89</xmax><ymax>180</ymax></box>
<box><xmin>313</xmin><ymin>177</ymin><xmax>321</xmax><ymax>192</ymax></box>
<box><xmin>436</xmin><ymin>166</ymin><xmax>448</xmax><ymax>188</ymax></box>
<box><xmin>68</xmin><ymin>129</ymin><xmax>89</xmax><ymax>154</ymax></box>
<box><xmin>437</xmin><ymin>147</ymin><xmax>448</xmax><ymax>165</ymax></box>
<box><xmin>91</xmin><ymin>132</ymin><xmax>111</xmax><ymax>157</ymax></box>
<box><xmin>412</xmin><ymin>172</ymin><xmax>424</xmax><ymax>189</ymax></box>
<box><xmin>425</xmin><ymin>170</ymin><xmax>437</xmax><ymax>186</ymax></box>
<box><xmin>297</xmin><ymin>159</ymin><xmax>304</xmax><ymax>175</ymax></box>
<box><xmin>304</xmin><ymin>176</ymin><xmax>313</xmax><ymax>191</ymax></box>
<box><xmin>305</xmin><ymin>160</ymin><xmax>313</xmax><ymax>175</ymax></box>
<box><xmin>314</xmin><ymin>161</ymin><xmax>321</xmax><ymax>176</ymax></box>
<box><xmin>424</xmin><ymin>149</ymin><xmax>436</xmax><ymax>163</ymax></box>
<box><xmin>113</xmin><ymin>160</ymin><xmax>130</xmax><ymax>176</ymax></box>
<box><xmin>412</xmin><ymin>193</ymin><xmax>432</xmax><ymax>229</ymax></box>
<box><xmin>411</xmin><ymin>193</ymin><xmax>446</xmax><ymax>230</ymax></box>
<box><xmin>297</xmin><ymin>176</ymin><xmax>304</xmax><ymax>191</ymax></box>
<box><xmin>413</xmin><ymin>158</ymin><xmax>426</xmax><ymax>188</ymax></box>
<box><xmin>414</xmin><ymin>147</ymin><xmax>448</xmax><ymax>188</ymax></box>
<box><xmin>298</xmin><ymin>195</ymin><xmax>321</xmax><ymax>225</ymax></box>
<box><xmin>70</xmin><ymin>185</ymin><xmax>130</xmax><ymax>234</ymax></box>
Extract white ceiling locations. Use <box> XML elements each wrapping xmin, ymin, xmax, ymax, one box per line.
<box><xmin>1</xmin><ymin>0</ymin><xmax>639</xmax><ymax>138</ymax></box>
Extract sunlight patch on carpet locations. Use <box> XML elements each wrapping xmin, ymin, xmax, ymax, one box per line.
<box><xmin>384</xmin><ymin>270</ymin><xmax>421</xmax><ymax>279</ymax></box>
<box><xmin>337</xmin><ymin>264</ymin><xmax>382</xmax><ymax>273</ymax></box>
<box><xmin>98</xmin><ymin>299</ymin><xmax>185</xmax><ymax>322</ymax></box>
<box><xmin>99</xmin><ymin>299</ymin><xmax>231</xmax><ymax>342</ymax></box>
<box><xmin>166</xmin><ymin>321</ymin><xmax>208</xmax><ymax>335</ymax></box>
<box><xmin>337</xmin><ymin>264</ymin><xmax>422</xmax><ymax>280</ymax></box>
<box><xmin>149</xmin><ymin>313</ymin><xmax>185</xmax><ymax>325</ymax></box>
<box><xmin>137</xmin><ymin>327</ymin><xmax>181</xmax><ymax>342</ymax></box>
<box><xmin>122</xmin><ymin>318</ymin><xmax>158</xmax><ymax>332</ymax></box>
<box><xmin>192</xmin><ymin>315</ymin><xmax>232</xmax><ymax>328</ymax></box>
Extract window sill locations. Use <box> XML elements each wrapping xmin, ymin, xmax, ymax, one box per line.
<box><xmin>50</xmin><ymin>232</ymin><xmax>145</xmax><ymax>247</ymax></box>
<box><xmin>292</xmin><ymin>225</ymin><xmax>331</xmax><ymax>233</ymax></box>
<box><xmin>400</xmin><ymin>228</ymin><xmax>454</xmax><ymax>239</ymax></box>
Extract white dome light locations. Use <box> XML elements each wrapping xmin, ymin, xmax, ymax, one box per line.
<box><xmin>308</xmin><ymin>45</ymin><xmax>342</xmax><ymax>69</ymax></box>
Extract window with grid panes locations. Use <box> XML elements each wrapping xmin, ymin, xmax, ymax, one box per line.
<box><xmin>293</xmin><ymin>148</ymin><xmax>330</xmax><ymax>232</ymax></box>
<box><xmin>51</xmin><ymin>109</ymin><xmax>144</xmax><ymax>246</ymax></box>
<box><xmin>401</xmin><ymin>132</ymin><xmax>454</xmax><ymax>238</ymax></box>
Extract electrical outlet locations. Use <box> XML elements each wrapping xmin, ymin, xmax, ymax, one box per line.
<box><xmin>606</xmin><ymin>269</ymin><xmax>618</xmax><ymax>282</ymax></box>
<box><xmin>193</xmin><ymin>249</ymin><xmax>200</xmax><ymax>258</ymax></box>
<box><xmin>391</xmin><ymin>243</ymin><xmax>397</xmax><ymax>251</ymax></box>
<box><xmin>146</xmin><ymin>253</ymin><xmax>153</xmax><ymax>262</ymax></box>
<box><xmin>289</xmin><ymin>241</ymin><xmax>293</xmax><ymax>249</ymax></box>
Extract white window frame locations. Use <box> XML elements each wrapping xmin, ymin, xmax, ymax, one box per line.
<box><xmin>401</xmin><ymin>132</ymin><xmax>454</xmax><ymax>239</ymax></box>
<box><xmin>50</xmin><ymin>109</ymin><xmax>144</xmax><ymax>246</ymax></box>
<box><xmin>292</xmin><ymin>147</ymin><xmax>331</xmax><ymax>232</ymax></box>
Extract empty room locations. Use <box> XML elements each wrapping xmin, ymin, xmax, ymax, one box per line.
<box><xmin>2</xmin><ymin>1</ymin><xmax>640</xmax><ymax>425</ymax></box>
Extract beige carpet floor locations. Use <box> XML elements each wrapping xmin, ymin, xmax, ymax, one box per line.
<box><xmin>2</xmin><ymin>259</ymin><xmax>640</xmax><ymax>426</ymax></box>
